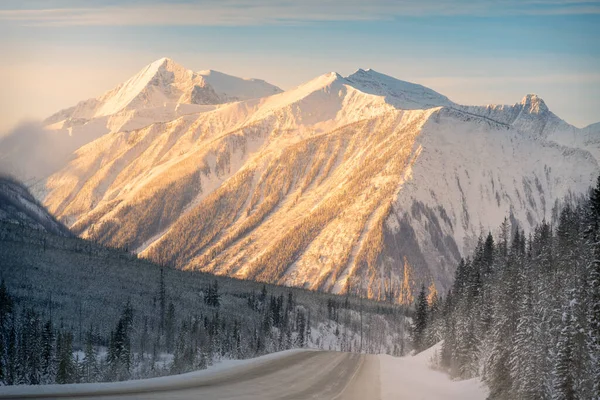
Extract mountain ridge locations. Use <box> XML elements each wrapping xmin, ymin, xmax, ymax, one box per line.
<box><xmin>45</xmin><ymin>58</ymin><xmax>283</xmax><ymax>126</ymax></box>
<box><xmin>12</xmin><ymin>57</ymin><xmax>599</xmax><ymax>299</ymax></box>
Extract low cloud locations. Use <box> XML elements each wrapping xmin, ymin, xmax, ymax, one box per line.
<box><xmin>0</xmin><ymin>121</ymin><xmax>73</xmax><ymax>185</ymax></box>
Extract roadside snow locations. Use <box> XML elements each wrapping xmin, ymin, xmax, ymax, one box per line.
<box><xmin>0</xmin><ymin>349</ymin><xmax>310</xmax><ymax>398</ymax></box>
<box><xmin>379</xmin><ymin>342</ymin><xmax>488</xmax><ymax>400</ymax></box>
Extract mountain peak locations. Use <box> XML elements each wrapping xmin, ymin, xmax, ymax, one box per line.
<box><xmin>150</xmin><ymin>56</ymin><xmax>171</xmax><ymax>66</ymax></box>
<box><xmin>519</xmin><ymin>93</ymin><xmax>548</xmax><ymax>114</ymax></box>
<box><xmin>294</xmin><ymin>71</ymin><xmax>345</xmax><ymax>93</ymax></box>
<box><xmin>348</xmin><ymin>68</ymin><xmax>382</xmax><ymax>78</ymax></box>
<box><xmin>90</xmin><ymin>57</ymin><xmax>200</xmax><ymax>116</ymax></box>
<box><xmin>144</xmin><ymin>57</ymin><xmax>185</xmax><ymax>75</ymax></box>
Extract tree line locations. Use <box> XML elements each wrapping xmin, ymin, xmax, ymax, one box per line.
<box><xmin>410</xmin><ymin>177</ymin><xmax>600</xmax><ymax>399</ymax></box>
<box><xmin>0</xmin><ymin>276</ymin><xmax>318</xmax><ymax>385</ymax></box>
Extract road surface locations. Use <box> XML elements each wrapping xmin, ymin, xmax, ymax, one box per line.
<box><xmin>0</xmin><ymin>351</ymin><xmax>380</xmax><ymax>400</ymax></box>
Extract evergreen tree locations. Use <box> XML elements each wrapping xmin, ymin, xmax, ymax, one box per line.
<box><xmin>412</xmin><ymin>284</ymin><xmax>428</xmax><ymax>352</ymax></box>
<box><xmin>165</xmin><ymin>302</ymin><xmax>176</xmax><ymax>353</ymax></box>
<box><xmin>552</xmin><ymin>302</ymin><xmax>577</xmax><ymax>400</ymax></box>
<box><xmin>159</xmin><ymin>268</ymin><xmax>166</xmax><ymax>333</ymax></box>
<box><xmin>19</xmin><ymin>308</ymin><xmax>42</xmax><ymax>385</ymax></box>
<box><xmin>210</xmin><ymin>281</ymin><xmax>221</xmax><ymax>308</ymax></box>
<box><xmin>425</xmin><ymin>289</ymin><xmax>441</xmax><ymax>348</ymax></box>
<box><xmin>107</xmin><ymin>303</ymin><xmax>133</xmax><ymax>381</ymax></box>
<box><xmin>440</xmin><ymin>291</ymin><xmax>455</xmax><ymax>369</ymax></box>
<box><xmin>6</xmin><ymin>315</ymin><xmax>16</xmax><ymax>385</ymax></box>
<box><xmin>296</xmin><ymin>311</ymin><xmax>306</xmax><ymax>348</ymax></box>
<box><xmin>55</xmin><ymin>331</ymin><xmax>75</xmax><ymax>384</ymax></box>
<box><xmin>40</xmin><ymin>320</ymin><xmax>55</xmax><ymax>384</ymax></box>
<box><xmin>510</xmin><ymin>280</ymin><xmax>541</xmax><ymax>399</ymax></box>
<box><xmin>0</xmin><ymin>280</ymin><xmax>14</xmax><ymax>385</ymax></box>
<box><xmin>586</xmin><ymin>175</ymin><xmax>600</xmax><ymax>398</ymax></box>
<box><xmin>82</xmin><ymin>327</ymin><xmax>97</xmax><ymax>383</ymax></box>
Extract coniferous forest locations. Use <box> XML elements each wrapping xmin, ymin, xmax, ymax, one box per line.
<box><xmin>0</xmin><ymin>220</ymin><xmax>408</xmax><ymax>386</ymax></box>
<box><xmin>409</xmin><ymin>178</ymin><xmax>600</xmax><ymax>399</ymax></box>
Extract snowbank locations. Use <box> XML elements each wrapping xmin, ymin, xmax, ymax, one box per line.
<box><xmin>379</xmin><ymin>342</ymin><xmax>488</xmax><ymax>400</ymax></box>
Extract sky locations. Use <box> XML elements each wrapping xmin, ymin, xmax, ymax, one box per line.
<box><xmin>1</xmin><ymin>0</ymin><xmax>599</xmax><ymax>131</ymax></box>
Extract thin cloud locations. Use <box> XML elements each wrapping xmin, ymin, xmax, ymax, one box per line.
<box><xmin>1</xmin><ymin>1</ymin><xmax>599</xmax><ymax>26</ymax></box>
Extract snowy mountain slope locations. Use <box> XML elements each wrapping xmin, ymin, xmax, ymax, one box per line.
<box><xmin>41</xmin><ymin>68</ymin><xmax>438</xmax><ymax>234</ymax></box>
<box><xmin>41</xmin><ymin>63</ymin><xmax>599</xmax><ymax>298</ymax></box>
<box><xmin>458</xmin><ymin>95</ymin><xmax>600</xmax><ymax>162</ymax></box>
<box><xmin>0</xmin><ymin>176</ymin><xmax>71</xmax><ymax>236</ymax></box>
<box><xmin>583</xmin><ymin>122</ymin><xmax>600</xmax><ymax>157</ymax></box>
<box><xmin>346</xmin><ymin>68</ymin><xmax>454</xmax><ymax>109</ymax></box>
<box><xmin>42</xmin><ymin>73</ymin><xmax>401</xmax><ymax>254</ymax></box>
<box><xmin>383</xmin><ymin>107</ymin><xmax>597</xmax><ymax>287</ymax></box>
<box><xmin>198</xmin><ymin>69</ymin><xmax>283</xmax><ymax>102</ymax></box>
<box><xmin>585</xmin><ymin>121</ymin><xmax>600</xmax><ymax>133</ymax></box>
<box><xmin>545</xmin><ymin>119</ymin><xmax>600</xmax><ymax>162</ymax></box>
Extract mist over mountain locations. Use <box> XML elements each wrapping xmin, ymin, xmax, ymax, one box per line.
<box><xmin>0</xmin><ymin>122</ymin><xmax>78</xmax><ymax>189</ymax></box>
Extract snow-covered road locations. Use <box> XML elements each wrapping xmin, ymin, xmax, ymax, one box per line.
<box><xmin>0</xmin><ymin>345</ymin><xmax>487</xmax><ymax>399</ymax></box>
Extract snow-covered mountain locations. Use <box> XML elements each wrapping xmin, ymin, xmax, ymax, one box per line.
<box><xmin>0</xmin><ymin>58</ymin><xmax>282</xmax><ymax>185</ymax></box>
<box><xmin>45</xmin><ymin>57</ymin><xmax>282</xmax><ymax>131</ymax></box>
<box><xmin>40</xmin><ymin>60</ymin><xmax>599</xmax><ymax>299</ymax></box>
<box><xmin>0</xmin><ymin>176</ymin><xmax>71</xmax><ymax>236</ymax></box>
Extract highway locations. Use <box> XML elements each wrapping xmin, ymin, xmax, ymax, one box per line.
<box><xmin>0</xmin><ymin>351</ymin><xmax>380</xmax><ymax>400</ymax></box>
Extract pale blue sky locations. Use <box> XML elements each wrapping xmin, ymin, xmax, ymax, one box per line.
<box><xmin>1</xmin><ymin>0</ymin><xmax>599</xmax><ymax>130</ymax></box>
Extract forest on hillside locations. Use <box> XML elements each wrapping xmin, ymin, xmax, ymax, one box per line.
<box><xmin>0</xmin><ymin>222</ymin><xmax>408</xmax><ymax>386</ymax></box>
<box><xmin>410</xmin><ymin>178</ymin><xmax>600</xmax><ymax>399</ymax></box>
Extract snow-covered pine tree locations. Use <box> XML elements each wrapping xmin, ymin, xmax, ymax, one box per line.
<box><xmin>165</xmin><ymin>303</ymin><xmax>176</xmax><ymax>353</ymax></box>
<box><xmin>412</xmin><ymin>284</ymin><xmax>428</xmax><ymax>353</ymax></box>
<box><xmin>82</xmin><ymin>328</ymin><xmax>97</xmax><ymax>383</ymax></box>
<box><xmin>19</xmin><ymin>308</ymin><xmax>42</xmax><ymax>385</ymax></box>
<box><xmin>425</xmin><ymin>287</ymin><xmax>442</xmax><ymax>348</ymax></box>
<box><xmin>40</xmin><ymin>319</ymin><xmax>55</xmax><ymax>384</ymax></box>
<box><xmin>440</xmin><ymin>291</ymin><xmax>458</xmax><ymax>375</ymax></box>
<box><xmin>0</xmin><ymin>280</ymin><xmax>14</xmax><ymax>385</ymax></box>
<box><xmin>510</xmin><ymin>279</ymin><xmax>540</xmax><ymax>399</ymax></box>
<box><xmin>55</xmin><ymin>331</ymin><xmax>76</xmax><ymax>384</ymax></box>
<box><xmin>107</xmin><ymin>303</ymin><xmax>133</xmax><ymax>381</ymax></box>
<box><xmin>159</xmin><ymin>268</ymin><xmax>166</xmax><ymax>333</ymax></box>
<box><xmin>585</xmin><ymin>176</ymin><xmax>600</xmax><ymax>399</ymax></box>
<box><xmin>552</xmin><ymin>299</ymin><xmax>577</xmax><ymax>400</ymax></box>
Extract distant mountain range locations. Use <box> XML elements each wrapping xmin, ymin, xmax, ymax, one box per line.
<box><xmin>2</xmin><ymin>58</ymin><xmax>597</xmax><ymax>300</ymax></box>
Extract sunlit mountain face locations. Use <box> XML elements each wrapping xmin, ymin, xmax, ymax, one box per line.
<box><xmin>15</xmin><ymin>58</ymin><xmax>594</xmax><ymax>300</ymax></box>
